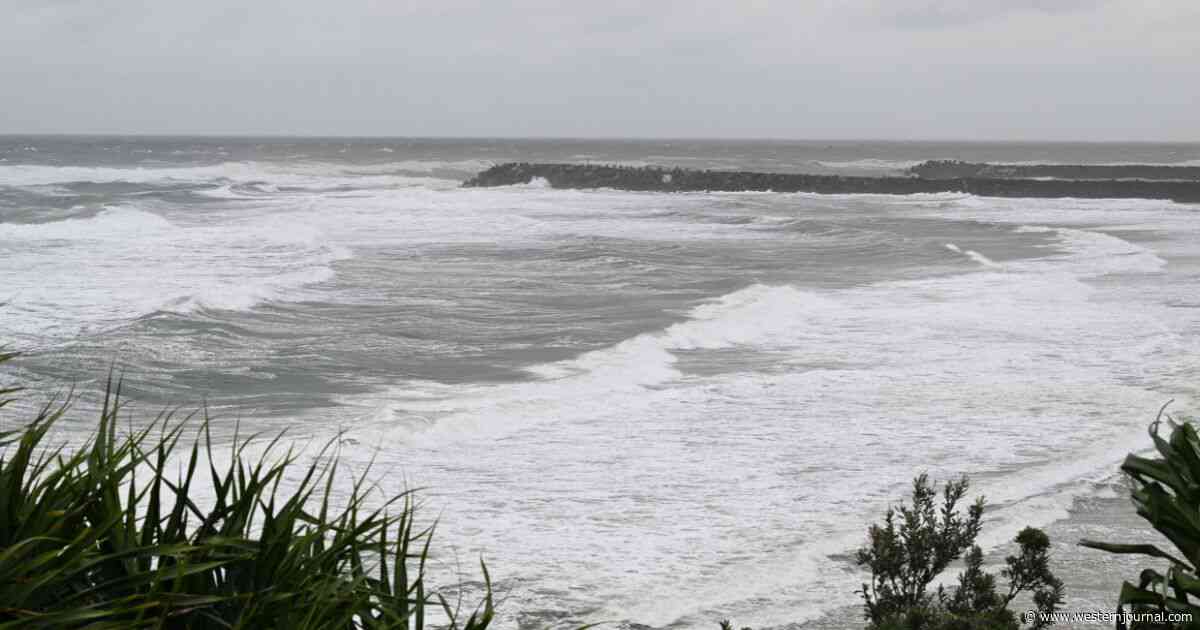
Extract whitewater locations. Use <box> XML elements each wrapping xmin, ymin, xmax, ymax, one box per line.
<box><xmin>2</xmin><ymin>137</ymin><xmax>1199</xmax><ymax>628</ymax></box>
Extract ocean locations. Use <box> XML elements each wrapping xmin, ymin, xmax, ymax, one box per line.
<box><xmin>2</xmin><ymin>136</ymin><xmax>1200</xmax><ymax>628</ymax></box>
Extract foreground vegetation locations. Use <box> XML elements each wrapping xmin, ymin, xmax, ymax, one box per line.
<box><xmin>721</xmin><ymin>474</ymin><xmax>1064</xmax><ymax>630</ymax></box>
<box><xmin>0</xmin><ymin>352</ymin><xmax>492</xmax><ymax>629</ymax></box>
<box><xmin>1083</xmin><ymin>406</ymin><xmax>1200</xmax><ymax>629</ymax></box>
<box><xmin>7</xmin><ymin>346</ymin><xmax>1200</xmax><ymax>630</ymax></box>
<box><xmin>856</xmin><ymin>475</ymin><xmax>1062</xmax><ymax>630</ymax></box>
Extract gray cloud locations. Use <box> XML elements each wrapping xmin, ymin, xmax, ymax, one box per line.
<box><xmin>1</xmin><ymin>0</ymin><xmax>1197</xmax><ymax>140</ymax></box>
<box><xmin>864</xmin><ymin>0</ymin><xmax>1111</xmax><ymax>28</ymax></box>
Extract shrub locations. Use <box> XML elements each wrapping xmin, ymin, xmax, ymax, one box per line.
<box><xmin>1081</xmin><ymin>405</ymin><xmax>1200</xmax><ymax>629</ymax></box>
<box><xmin>0</xmin><ymin>352</ymin><xmax>493</xmax><ymax>629</ymax></box>
<box><xmin>856</xmin><ymin>474</ymin><xmax>1063</xmax><ymax>630</ymax></box>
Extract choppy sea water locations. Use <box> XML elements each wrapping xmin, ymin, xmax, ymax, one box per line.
<box><xmin>2</xmin><ymin>137</ymin><xmax>1200</xmax><ymax>628</ymax></box>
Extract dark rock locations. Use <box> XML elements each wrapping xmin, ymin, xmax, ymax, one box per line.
<box><xmin>907</xmin><ymin>160</ymin><xmax>1200</xmax><ymax>181</ymax></box>
<box><xmin>462</xmin><ymin>162</ymin><xmax>1200</xmax><ymax>203</ymax></box>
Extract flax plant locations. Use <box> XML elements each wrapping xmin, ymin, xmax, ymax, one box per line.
<box><xmin>0</xmin><ymin>352</ymin><xmax>493</xmax><ymax>629</ymax></box>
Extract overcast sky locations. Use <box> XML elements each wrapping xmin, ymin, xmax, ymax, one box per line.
<box><xmin>2</xmin><ymin>0</ymin><xmax>1197</xmax><ymax>140</ymax></box>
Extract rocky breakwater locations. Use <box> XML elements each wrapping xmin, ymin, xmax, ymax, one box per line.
<box><xmin>907</xmin><ymin>160</ymin><xmax>1200</xmax><ymax>181</ymax></box>
<box><xmin>463</xmin><ymin>163</ymin><xmax>1200</xmax><ymax>203</ymax></box>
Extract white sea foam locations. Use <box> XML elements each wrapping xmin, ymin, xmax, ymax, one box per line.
<box><xmin>339</xmin><ymin>158</ymin><xmax>495</xmax><ymax>174</ymax></box>
<box><xmin>812</xmin><ymin>158</ymin><xmax>925</xmax><ymax>171</ymax></box>
<box><xmin>0</xmin><ymin>206</ymin><xmax>174</xmax><ymax>239</ymax></box>
<box><xmin>330</xmin><ymin>206</ymin><xmax>1189</xmax><ymax>627</ymax></box>
<box><xmin>0</xmin><ymin>205</ymin><xmax>349</xmax><ymax>345</ymax></box>
<box><xmin>9</xmin><ymin>165</ymin><xmax>1199</xmax><ymax>629</ymax></box>
<box><xmin>0</xmin><ymin>159</ymin><xmax>482</xmax><ymax>189</ymax></box>
<box><xmin>0</xmin><ymin>181</ymin><xmax>810</xmax><ymax>348</ymax></box>
<box><xmin>520</xmin><ymin>176</ymin><xmax>551</xmax><ymax>189</ymax></box>
<box><xmin>945</xmin><ymin>242</ymin><xmax>1003</xmax><ymax>268</ymax></box>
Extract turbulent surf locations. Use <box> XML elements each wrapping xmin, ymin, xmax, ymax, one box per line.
<box><xmin>2</xmin><ymin>137</ymin><xmax>1199</xmax><ymax>628</ymax></box>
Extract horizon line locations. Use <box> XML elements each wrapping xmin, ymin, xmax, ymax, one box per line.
<box><xmin>2</xmin><ymin>132</ymin><xmax>1199</xmax><ymax>145</ymax></box>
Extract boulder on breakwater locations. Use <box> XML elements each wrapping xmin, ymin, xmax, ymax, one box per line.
<box><xmin>463</xmin><ymin>163</ymin><xmax>1200</xmax><ymax>202</ymax></box>
<box><xmin>907</xmin><ymin>160</ymin><xmax>1200</xmax><ymax>181</ymax></box>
